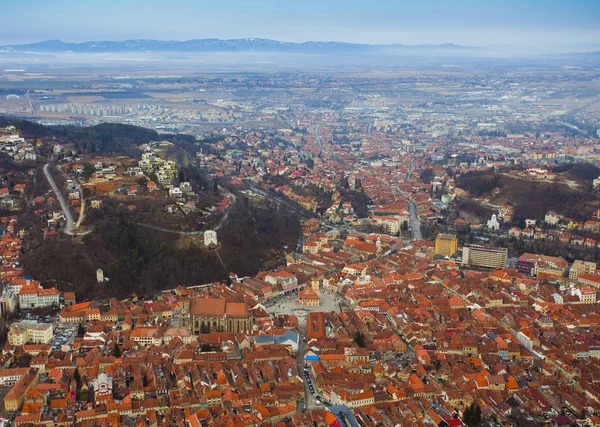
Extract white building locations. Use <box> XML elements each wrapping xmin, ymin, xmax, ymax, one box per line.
<box><xmin>487</xmin><ymin>214</ymin><xmax>500</xmax><ymax>231</ymax></box>
<box><xmin>204</xmin><ymin>230</ymin><xmax>218</xmax><ymax>247</ymax></box>
<box><xmin>18</xmin><ymin>284</ymin><xmax>60</xmax><ymax>309</ymax></box>
<box><xmin>0</xmin><ymin>287</ymin><xmax>18</xmax><ymax>316</ymax></box>
<box><xmin>545</xmin><ymin>211</ymin><xmax>561</xmax><ymax>225</ymax></box>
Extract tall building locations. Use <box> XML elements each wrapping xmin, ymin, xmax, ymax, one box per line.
<box><xmin>462</xmin><ymin>244</ymin><xmax>508</xmax><ymax>269</ymax></box>
<box><xmin>435</xmin><ymin>234</ymin><xmax>458</xmax><ymax>257</ymax></box>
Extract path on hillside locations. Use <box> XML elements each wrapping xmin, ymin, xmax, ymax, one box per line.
<box><xmin>43</xmin><ymin>164</ymin><xmax>92</xmax><ymax>237</ymax></box>
<box><xmin>136</xmin><ymin>223</ymin><xmax>205</xmax><ymax>236</ymax></box>
<box><xmin>44</xmin><ymin>164</ymin><xmax>74</xmax><ymax>234</ymax></box>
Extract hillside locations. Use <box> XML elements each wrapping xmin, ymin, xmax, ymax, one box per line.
<box><xmin>21</xmin><ymin>199</ymin><xmax>300</xmax><ymax>299</ymax></box>
<box><xmin>0</xmin><ymin>117</ymin><xmax>199</xmax><ymax>156</ymax></box>
<box><xmin>3</xmin><ymin>118</ymin><xmax>302</xmax><ymax>299</ymax></box>
<box><xmin>456</xmin><ymin>170</ymin><xmax>600</xmax><ymax>220</ymax></box>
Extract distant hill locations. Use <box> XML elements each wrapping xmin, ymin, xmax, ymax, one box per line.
<box><xmin>0</xmin><ymin>38</ymin><xmax>481</xmax><ymax>54</ymax></box>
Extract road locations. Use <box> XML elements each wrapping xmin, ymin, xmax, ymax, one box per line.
<box><xmin>74</xmin><ymin>185</ymin><xmax>86</xmax><ymax>229</ymax></box>
<box><xmin>314</xmin><ymin>124</ymin><xmax>342</xmax><ymax>163</ymax></box>
<box><xmin>214</xmin><ymin>191</ymin><xmax>237</xmax><ymax>231</ymax></box>
<box><xmin>136</xmin><ymin>223</ymin><xmax>205</xmax><ymax>236</ymax></box>
<box><xmin>407</xmin><ymin>199</ymin><xmax>423</xmax><ymax>241</ymax></box>
<box><xmin>367</xmin><ymin>120</ymin><xmax>392</xmax><ymax>151</ymax></box>
<box><xmin>297</xmin><ymin>335</ymin><xmax>328</xmax><ymax>411</ymax></box>
<box><xmin>406</xmin><ymin>161</ymin><xmax>416</xmax><ymax>180</ymax></box>
<box><xmin>296</xmin><ymin>337</ymin><xmax>317</xmax><ymax>411</ymax></box>
<box><xmin>44</xmin><ymin>164</ymin><xmax>92</xmax><ymax>237</ymax></box>
<box><xmin>43</xmin><ymin>164</ymin><xmax>75</xmax><ymax>236</ymax></box>
<box><xmin>249</xmin><ymin>185</ymin><xmax>312</xmax><ymax>219</ymax></box>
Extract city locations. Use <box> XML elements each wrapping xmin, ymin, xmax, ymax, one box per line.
<box><xmin>0</xmin><ymin>1</ymin><xmax>600</xmax><ymax>427</ymax></box>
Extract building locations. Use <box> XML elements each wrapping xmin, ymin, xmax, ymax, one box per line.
<box><xmin>265</xmin><ymin>271</ymin><xmax>299</xmax><ymax>294</ymax></box>
<box><xmin>487</xmin><ymin>214</ymin><xmax>500</xmax><ymax>231</ymax></box>
<box><xmin>461</xmin><ymin>245</ymin><xmax>508</xmax><ymax>269</ymax></box>
<box><xmin>180</xmin><ymin>297</ymin><xmax>252</xmax><ymax>334</ymax></box>
<box><xmin>254</xmin><ymin>330</ymin><xmax>299</xmax><ymax>354</ymax></box>
<box><xmin>0</xmin><ymin>368</ymin><xmax>29</xmax><ymax>387</ymax></box>
<box><xmin>130</xmin><ymin>326</ymin><xmax>164</xmax><ymax>347</ymax></box>
<box><xmin>0</xmin><ymin>287</ymin><xmax>18</xmax><ymax>316</ymax></box>
<box><xmin>579</xmin><ymin>274</ymin><xmax>600</xmax><ymax>289</ymax></box>
<box><xmin>18</xmin><ymin>283</ymin><xmax>60</xmax><ymax>309</ymax></box>
<box><xmin>298</xmin><ymin>288</ymin><xmax>320</xmax><ymax>306</ymax></box>
<box><xmin>3</xmin><ymin>368</ymin><xmax>39</xmax><ymax>411</ymax></box>
<box><xmin>371</xmin><ymin>215</ymin><xmax>406</xmax><ymax>236</ymax></box>
<box><xmin>204</xmin><ymin>230</ymin><xmax>218</xmax><ymax>247</ymax></box>
<box><xmin>96</xmin><ymin>269</ymin><xmax>104</xmax><ymax>283</ymax></box>
<box><xmin>569</xmin><ymin>260</ymin><xmax>597</xmax><ymax>281</ymax></box>
<box><xmin>435</xmin><ymin>234</ymin><xmax>458</xmax><ymax>257</ymax></box>
<box><xmin>302</xmin><ymin>218</ymin><xmax>320</xmax><ymax>235</ymax></box>
<box><xmin>89</xmin><ymin>373</ymin><xmax>113</xmax><ymax>403</ymax></box>
<box><xmin>517</xmin><ymin>253</ymin><xmax>568</xmax><ymax>278</ymax></box>
<box><xmin>8</xmin><ymin>322</ymin><xmax>53</xmax><ymax>345</ymax></box>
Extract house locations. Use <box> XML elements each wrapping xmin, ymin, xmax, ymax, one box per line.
<box><xmin>508</xmin><ymin>227</ymin><xmax>521</xmax><ymax>238</ymax></box>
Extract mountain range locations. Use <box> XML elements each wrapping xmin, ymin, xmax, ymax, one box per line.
<box><xmin>0</xmin><ymin>38</ymin><xmax>480</xmax><ymax>54</ymax></box>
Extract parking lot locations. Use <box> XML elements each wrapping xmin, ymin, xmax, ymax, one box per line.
<box><xmin>50</xmin><ymin>324</ymin><xmax>77</xmax><ymax>351</ymax></box>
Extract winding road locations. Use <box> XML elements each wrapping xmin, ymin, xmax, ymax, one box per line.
<box><xmin>43</xmin><ymin>164</ymin><xmax>77</xmax><ymax>236</ymax></box>
<box><xmin>43</xmin><ymin>164</ymin><xmax>92</xmax><ymax>236</ymax></box>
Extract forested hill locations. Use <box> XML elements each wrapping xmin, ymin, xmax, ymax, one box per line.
<box><xmin>3</xmin><ymin>117</ymin><xmax>301</xmax><ymax>300</ymax></box>
<box><xmin>0</xmin><ymin>117</ymin><xmax>199</xmax><ymax>155</ymax></box>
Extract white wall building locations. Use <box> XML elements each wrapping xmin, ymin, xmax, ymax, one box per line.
<box><xmin>204</xmin><ymin>230</ymin><xmax>218</xmax><ymax>247</ymax></box>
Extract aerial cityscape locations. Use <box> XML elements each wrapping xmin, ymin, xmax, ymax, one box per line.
<box><xmin>0</xmin><ymin>1</ymin><xmax>600</xmax><ymax>426</ymax></box>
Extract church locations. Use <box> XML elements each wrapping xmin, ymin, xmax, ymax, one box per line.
<box><xmin>179</xmin><ymin>297</ymin><xmax>252</xmax><ymax>334</ymax></box>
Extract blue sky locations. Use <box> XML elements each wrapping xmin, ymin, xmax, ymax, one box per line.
<box><xmin>1</xmin><ymin>0</ymin><xmax>599</xmax><ymax>49</ymax></box>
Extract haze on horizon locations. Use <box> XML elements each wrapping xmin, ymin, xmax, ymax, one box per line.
<box><xmin>1</xmin><ymin>0</ymin><xmax>600</xmax><ymax>53</ymax></box>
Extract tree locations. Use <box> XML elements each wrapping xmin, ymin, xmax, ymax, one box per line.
<box><xmin>354</xmin><ymin>332</ymin><xmax>366</xmax><ymax>348</ymax></box>
<box><xmin>419</xmin><ymin>168</ymin><xmax>435</xmax><ymax>184</ymax></box>
<box><xmin>113</xmin><ymin>345</ymin><xmax>122</xmax><ymax>358</ymax></box>
<box><xmin>401</xmin><ymin>221</ymin><xmax>409</xmax><ymax>233</ymax></box>
<box><xmin>83</xmin><ymin>163</ymin><xmax>95</xmax><ymax>180</ymax></box>
<box><xmin>463</xmin><ymin>403</ymin><xmax>482</xmax><ymax>426</ymax></box>
<box><xmin>77</xmin><ymin>323</ymin><xmax>85</xmax><ymax>338</ymax></box>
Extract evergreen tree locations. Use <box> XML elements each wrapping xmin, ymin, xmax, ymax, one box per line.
<box><xmin>113</xmin><ymin>345</ymin><xmax>121</xmax><ymax>358</ymax></box>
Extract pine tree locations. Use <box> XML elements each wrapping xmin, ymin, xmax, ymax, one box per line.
<box><xmin>113</xmin><ymin>345</ymin><xmax>121</xmax><ymax>358</ymax></box>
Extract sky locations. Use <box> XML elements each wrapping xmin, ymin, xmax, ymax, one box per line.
<box><xmin>1</xmin><ymin>0</ymin><xmax>599</xmax><ymax>51</ymax></box>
